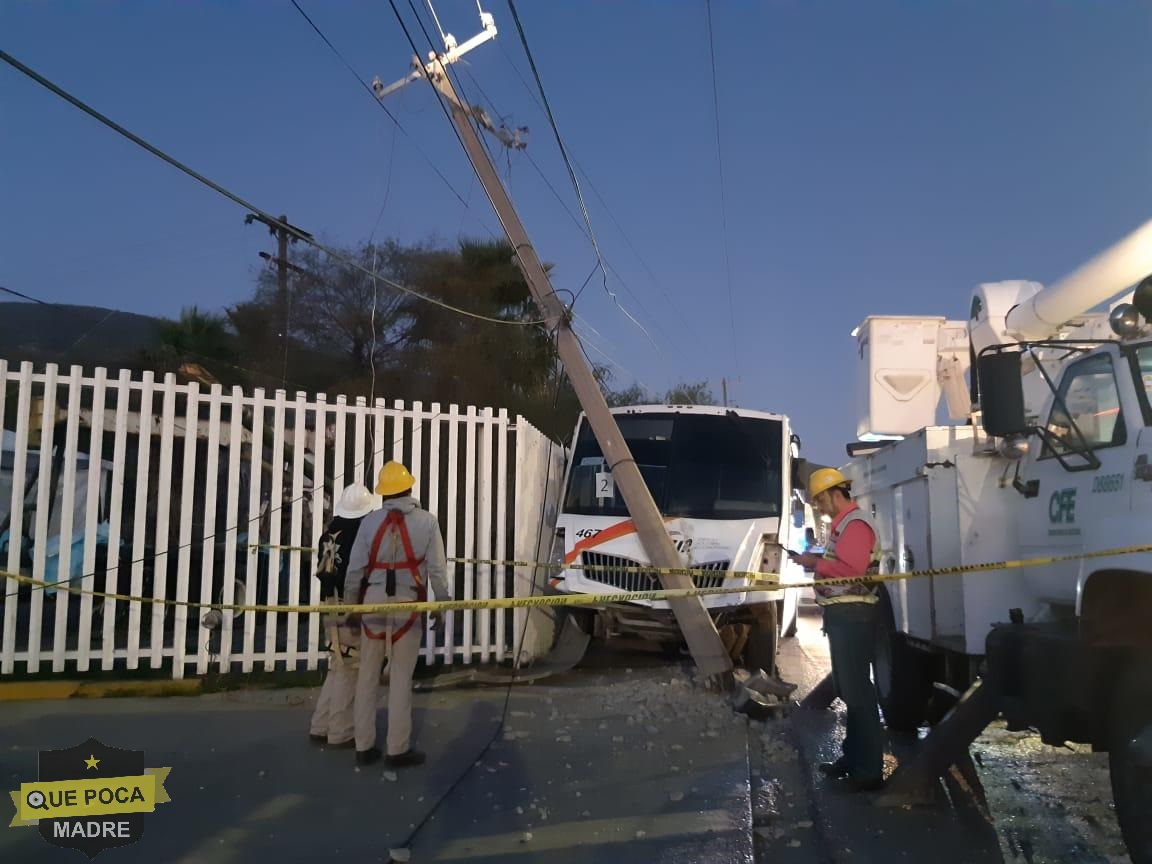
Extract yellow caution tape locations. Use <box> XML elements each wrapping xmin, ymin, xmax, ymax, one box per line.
<box><xmin>3</xmin><ymin>543</ymin><xmax>1151</xmax><ymax>616</ymax></box>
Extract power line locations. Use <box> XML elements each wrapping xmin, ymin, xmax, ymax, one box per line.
<box><xmin>704</xmin><ymin>0</ymin><xmax>740</xmax><ymax>374</ymax></box>
<box><xmin>288</xmin><ymin>0</ymin><xmax>490</xmax><ymax>228</ymax></box>
<box><xmin>496</xmin><ymin>40</ymin><xmax>694</xmax><ymax>337</ymax></box>
<box><xmin>0</xmin><ymin>48</ymin><xmax>543</xmax><ymax>329</ymax></box>
<box><xmin>503</xmin><ymin>0</ymin><xmax>662</xmax><ymax>353</ymax></box>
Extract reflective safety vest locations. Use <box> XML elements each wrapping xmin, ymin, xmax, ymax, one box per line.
<box><xmin>359</xmin><ymin>510</ymin><xmax>426</xmax><ymax>644</ymax></box>
<box><xmin>815</xmin><ymin>508</ymin><xmax>881</xmax><ymax>606</ymax></box>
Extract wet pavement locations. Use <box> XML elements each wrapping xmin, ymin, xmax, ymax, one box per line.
<box><xmin>754</xmin><ymin>604</ymin><xmax>1132</xmax><ymax>864</ymax></box>
<box><xmin>0</xmin><ymin>642</ymin><xmax>752</xmax><ymax>863</ymax></box>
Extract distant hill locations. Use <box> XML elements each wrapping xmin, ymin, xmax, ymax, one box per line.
<box><xmin>0</xmin><ymin>302</ymin><xmax>164</xmax><ymax>369</ymax></box>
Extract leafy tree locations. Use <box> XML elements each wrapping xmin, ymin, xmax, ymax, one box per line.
<box><xmin>604</xmin><ymin>379</ymin><xmax>717</xmax><ymax>407</ymax></box>
<box><xmin>664</xmin><ymin>379</ymin><xmax>716</xmax><ymax>405</ymax></box>
<box><xmin>144</xmin><ymin>306</ymin><xmax>241</xmax><ymax>384</ymax></box>
<box><xmin>605</xmin><ymin>383</ymin><xmax>650</xmax><ymax>407</ymax></box>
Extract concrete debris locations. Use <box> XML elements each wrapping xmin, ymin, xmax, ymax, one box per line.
<box><xmin>520</xmin><ymin>832</ymin><xmax>533</xmax><ymax>844</ymax></box>
<box><xmin>388</xmin><ymin>848</ymin><xmax>411</xmax><ymax>862</ymax></box>
<box><xmin>734</xmin><ymin>686</ymin><xmax>783</xmax><ymax>721</ymax></box>
<box><xmin>745</xmin><ymin>668</ymin><xmax>799</xmax><ymax>699</ymax></box>
<box><xmin>383</xmin><ymin>771</ymin><xmax>398</xmax><ymax>782</ymax></box>
<box><xmin>556</xmin><ymin>735</ymin><xmax>572</xmax><ymax>743</ymax></box>
<box><xmin>635</xmin><ymin>830</ymin><xmax>647</xmax><ymax>839</ymax></box>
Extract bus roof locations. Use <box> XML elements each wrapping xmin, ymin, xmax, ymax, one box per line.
<box><xmin>595</xmin><ymin>404</ymin><xmax>788</xmax><ymax>423</ymax></box>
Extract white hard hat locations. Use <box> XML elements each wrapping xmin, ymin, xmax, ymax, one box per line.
<box><xmin>333</xmin><ymin>484</ymin><xmax>379</xmax><ymax>519</ymax></box>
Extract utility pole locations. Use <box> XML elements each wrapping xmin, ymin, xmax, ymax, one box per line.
<box><xmin>378</xmin><ymin>49</ymin><xmax>732</xmax><ymax>678</ymax></box>
<box><xmin>722</xmin><ymin>378</ymin><xmax>728</xmax><ymax>408</ymax></box>
<box><xmin>247</xmin><ymin>213</ymin><xmax>311</xmax><ymax>386</ymax></box>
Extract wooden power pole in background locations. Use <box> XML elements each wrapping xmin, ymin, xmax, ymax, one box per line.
<box><xmin>246</xmin><ymin>212</ymin><xmax>310</xmax><ymax>386</ymax></box>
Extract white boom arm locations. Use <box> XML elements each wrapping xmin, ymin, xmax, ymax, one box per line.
<box><xmin>1005</xmin><ymin>218</ymin><xmax>1152</xmax><ymax>341</ymax></box>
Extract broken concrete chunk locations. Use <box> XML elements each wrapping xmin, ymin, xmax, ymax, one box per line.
<box><xmin>734</xmin><ymin>686</ymin><xmax>782</xmax><ymax>721</ymax></box>
<box><xmin>746</xmin><ymin>669</ymin><xmax>798</xmax><ymax>699</ymax></box>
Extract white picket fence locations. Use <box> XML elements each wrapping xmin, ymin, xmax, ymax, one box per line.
<box><xmin>0</xmin><ymin>361</ymin><xmax>566</xmax><ymax>680</ymax></box>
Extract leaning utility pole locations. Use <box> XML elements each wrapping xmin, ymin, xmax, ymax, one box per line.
<box><xmin>373</xmin><ymin>22</ymin><xmax>732</xmax><ymax>679</ymax></box>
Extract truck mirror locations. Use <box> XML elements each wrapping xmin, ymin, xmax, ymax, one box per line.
<box><xmin>977</xmin><ymin>350</ymin><xmax>1029</xmax><ymax>438</ymax></box>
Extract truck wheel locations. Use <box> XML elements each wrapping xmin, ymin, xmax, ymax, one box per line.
<box><xmin>744</xmin><ymin>602</ymin><xmax>779</xmax><ymax>674</ymax></box>
<box><xmin>1109</xmin><ymin>662</ymin><xmax>1152</xmax><ymax>864</ymax></box>
<box><xmin>873</xmin><ymin>588</ymin><xmax>934</xmax><ymax>734</ymax></box>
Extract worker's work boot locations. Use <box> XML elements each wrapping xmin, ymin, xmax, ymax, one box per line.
<box><xmin>385</xmin><ymin>749</ymin><xmax>426</xmax><ymax>769</ymax></box>
<box><xmin>845</xmin><ymin>775</ymin><xmax>884</xmax><ymax>793</ymax></box>
<box><xmin>355</xmin><ymin>747</ymin><xmax>382</xmax><ymax>766</ymax></box>
<box><xmin>818</xmin><ymin>758</ymin><xmax>850</xmax><ymax>778</ymax></box>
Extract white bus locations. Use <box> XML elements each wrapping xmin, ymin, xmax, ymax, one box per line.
<box><xmin>548</xmin><ymin>404</ymin><xmax>813</xmax><ymax>670</ymax></box>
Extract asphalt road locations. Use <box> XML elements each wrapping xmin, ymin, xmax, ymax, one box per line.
<box><xmin>0</xmin><ymin>605</ymin><xmax>1135</xmax><ymax>864</ymax></box>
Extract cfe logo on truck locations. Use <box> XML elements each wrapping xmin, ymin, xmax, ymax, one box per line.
<box><xmin>7</xmin><ymin>737</ymin><xmax>171</xmax><ymax>858</ymax></box>
<box><xmin>1048</xmin><ymin>488</ymin><xmax>1082</xmax><ymax>536</ymax></box>
<box><xmin>1049</xmin><ymin>488</ymin><xmax>1078</xmax><ymax>523</ymax></box>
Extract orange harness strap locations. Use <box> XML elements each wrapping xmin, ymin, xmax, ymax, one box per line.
<box><xmin>360</xmin><ymin>511</ymin><xmax>426</xmax><ymax>644</ymax></box>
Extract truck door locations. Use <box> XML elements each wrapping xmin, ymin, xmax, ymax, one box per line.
<box><xmin>1130</xmin><ymin>346</ymin><xmax>1152</xmax><ymax>512</ymax></box>
<box><xmin>1018</xmin><ymin>350</ymin><xmax>1134</xmax><ymax>606</ymax></box>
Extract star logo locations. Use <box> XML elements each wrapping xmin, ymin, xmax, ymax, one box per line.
<box><xmin>83</xmin><ymin>756</ymin><xmax>100</xmax><ymax>771</ymax></box>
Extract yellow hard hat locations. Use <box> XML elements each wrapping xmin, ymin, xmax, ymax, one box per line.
<box><xmin>807</xmin><ymin>467</ymin><xmax>850</xmax><ymax>499</ymax></box>
<box><xmin>375</xmin><ymin>461</ymin><xmax>415</xmax><ymax>496</ymax></box>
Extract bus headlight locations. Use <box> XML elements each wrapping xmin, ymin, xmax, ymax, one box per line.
<box><xmin>549</xmin><ymin>529</ymin><xmax>566</xmax><ymax>569</ymax></box>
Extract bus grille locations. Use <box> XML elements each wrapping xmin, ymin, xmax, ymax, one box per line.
<box><xmin>579</xmin><ymin>552</ymin><xmax>728</xmax><ymax>592</ymax></box>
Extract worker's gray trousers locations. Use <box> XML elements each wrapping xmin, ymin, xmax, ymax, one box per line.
<box><xmin>823</xmin><ymin>601</ymin><xmax>884</xmax><ymax>783</ymax></box>
<box><xmin>353</xmin><ymin>598</ymin><xmax>422</xmax><ymax>755</ymax></box>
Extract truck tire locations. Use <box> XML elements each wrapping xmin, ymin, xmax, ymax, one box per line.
<box><xmin>744</xmin><ymin>602</ymin><xmax>779</xmax><ymax>675</ymax></box>
<box><xmin>873</xmin><ymin>588</ymin><xmax>934</xmax><ymax>734</ymax></box>
<box><xmin>1109</xmin><ymin>661</ymin><xmax>1152</xmax><ymax>864</ymax></box>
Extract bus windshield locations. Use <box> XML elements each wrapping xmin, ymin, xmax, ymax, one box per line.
<box><xmin>562</xmin><ymin>413</ymin><xmax>784</xmax><ymax>520</ymax></box>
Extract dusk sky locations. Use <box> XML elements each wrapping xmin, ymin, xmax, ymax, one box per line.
<box><xmin>3</xmin><ymin>1</ymin><xmax>1150</xmax><ymax>464</ymax></box>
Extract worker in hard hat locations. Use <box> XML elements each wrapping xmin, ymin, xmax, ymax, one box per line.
<box><xmin>791</xmin><ymin>467</ymin><xmax>884</xmax><ymax>792</ymax></box>
<box><xmin>345</xmin><ymin>461</ymin><xmax>450</xmax><ymax>768</ymax></box>
<box><xmin>309</xmin><ymin>482</ymin><xmax>380</xmax><ymax>748</ymax></box>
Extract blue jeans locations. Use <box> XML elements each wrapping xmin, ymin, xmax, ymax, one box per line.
<box><xmin>824</xmin><ymin>602</ymin><xmax>884</xmax><ymax>782</ymax></box>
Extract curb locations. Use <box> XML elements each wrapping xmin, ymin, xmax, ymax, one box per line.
<box><xmin>0</xmin><ymin>679</ymin><xmax>202</xmax><ymax>701</ymax></box>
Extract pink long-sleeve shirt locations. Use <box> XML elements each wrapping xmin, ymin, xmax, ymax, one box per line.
<box><xmin>815</xmin><ymin>503</ymin><xmax>876</xmax><ymax>582</ymax></box>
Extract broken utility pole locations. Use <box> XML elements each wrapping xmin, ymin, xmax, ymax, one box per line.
<box><xmin>371</xmin><ymin>18</ymin><xmax>733</xmax><ymax>679</ymax></box>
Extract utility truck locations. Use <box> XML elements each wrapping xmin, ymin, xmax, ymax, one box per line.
<box><xmin>549</xmin><ymin>404</ymin><xmax>814</xmax><ymax>670</ymax></box>
<box><xmin>842</xmin><ymin>222</ymin><xmax>1152</xmax><ymax>862</ymax></box>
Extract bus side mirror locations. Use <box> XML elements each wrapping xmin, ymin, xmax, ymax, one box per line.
<box><xmin>978</xmin><ymin>350</ymin><xmax>1029</xmax><ymax>438</ymax></box>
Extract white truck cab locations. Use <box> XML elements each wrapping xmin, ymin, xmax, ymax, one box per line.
<box><xmin>549</xmin><ymin>404</ymin><xmax>812</xmax><ymax>670</ymax></box>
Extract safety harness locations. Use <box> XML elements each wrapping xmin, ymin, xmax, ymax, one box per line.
<box><xmin>359</xmin><ymin>510</ymin><xmax>426</xmax><ymax>644</ymax></box>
